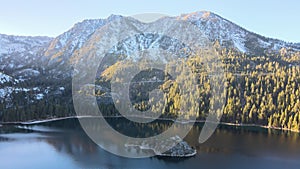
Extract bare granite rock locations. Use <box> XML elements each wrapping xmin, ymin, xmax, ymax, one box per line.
<box><xmin>125</xmin><ymin>135</ymin><xmax>196</xmax><ymax>157</ymax></box>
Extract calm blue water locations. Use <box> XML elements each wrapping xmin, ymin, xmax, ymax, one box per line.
<box><xmin>0</xmin><ymin>118</ymin><xmax>299</xmax><ymax>169</ymax></box>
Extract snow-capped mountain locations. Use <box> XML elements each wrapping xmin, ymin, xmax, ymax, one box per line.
<box><xmin>179</xmin><ymin>11</ymin><xmax>300</xmax><ymax>54</ymax></box>
<box><xmin>0</xmin><ymin>34</ymin><xmax>52</xmax><ymax>71</ymax></box>
<box><xmin>42</xmin><ymin>11</ymin><xmax>300</xmax><ymax>74</ymax></box>
<box><xmin>44</xmin><ymin>15</ymin><xmax>123</xmax><ymax>66</ymax></box>
<box><xmin>0</xmin><ymin>11</ymin><xmax>300</xmax><ymax>101</ymax></box>
<box><xmin>0</xmin><ymin>34</ymin><xmax>51</xmax><ymax>55</ymax></box>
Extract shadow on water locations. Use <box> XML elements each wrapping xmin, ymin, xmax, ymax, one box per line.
<box><xmin>0</xmin><ymin>117</ymin><xmax>299</xmax><ymax>169</ymax></box>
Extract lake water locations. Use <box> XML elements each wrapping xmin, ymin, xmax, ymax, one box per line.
<box><xmin>0</xmin><ymin>118</ymin><xmax>299</xmax><ymax>169</ymax></box>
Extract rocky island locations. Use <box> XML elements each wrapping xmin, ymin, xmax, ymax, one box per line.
<box><xmin>125</xmin><ymin>135</ymin><xmax>196</xmax><ymax>157</ymax></box>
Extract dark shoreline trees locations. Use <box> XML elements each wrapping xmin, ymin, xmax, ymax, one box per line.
<box><xmin>1</xmin><ymin>47</ymin><xmax>299</xmax><ymax>132</ymax></box>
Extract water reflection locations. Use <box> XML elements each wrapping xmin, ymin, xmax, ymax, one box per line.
<box><xmin>0</xmin><ymin>118</ymin><xmax>299</xmax><ymax>169</ymax></box>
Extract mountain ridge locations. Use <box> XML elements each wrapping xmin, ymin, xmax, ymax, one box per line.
<box><xmin>1</xmin><ymin>10</ymin><xmax>299</xmax><ymax>85</ymax></box>
<box><xmin>181</xmin><ymin>11</ymin><xmax>299</xmax><ymax>44</ymax></box>
<box><xmin>0</xmin><ymin>10</ymin><xmax>300</xmax><ymax>95</ymax></box>
<box><xmin>1</xmin><ymin>11</ymin><xmax>299</xmax><ymax>67</ymax></box>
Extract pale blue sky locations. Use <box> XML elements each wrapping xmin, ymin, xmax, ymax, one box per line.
<box><xmin>0</xmin><ymin>0</ymin><xmax>299</xmax><ymax>42</ymax></box>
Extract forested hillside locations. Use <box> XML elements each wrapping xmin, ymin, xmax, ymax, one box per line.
<box><xmin>95</xmin><ymin>43</ymin><xmax>300</xmax><ymax>132</ymax></box>
<box><xmin>0</xmin><ymin>12</ymin><xmax>300</xmax><ymax>132</ymax></box>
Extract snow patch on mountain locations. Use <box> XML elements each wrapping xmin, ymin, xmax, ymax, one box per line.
<box><xmin>35</xmin><ymin>93</ymin><xmax>44</xmax><ymax>100</ymax></box>
<box><xmin>178</xmin><ymin>11</ymin><xmax>249</xmax><ymax>53</ymax></box>
<box><xmin>0</xmin><ymin>34</ymin><xmax>52</xmax><ymax>56</ymax></box>
<box><xmin>107</xmin><ymin>33</ymin><xmax>192</xmax><ymax>61</ymax></box>
<box><xmin>0</xmin><ymin>72</ymin><xmax>12</xmax><ymax>84</ymax></box>
<box><xmin>0</xmin><ymin>86</ymin><xmax>51</xmax><ymax>102</ymax></box>
<box><xmin>0</xmin><ymin>72</ymin><xmax>21</xmax><ymax>84</ymax></box>
<box><xmin>0</xmin><ymin>87</ymin><xmax>13</xmax><ymax>98</ymax></box>
<box><xmin>0</xmin><ymin>87</ymin><xmax>30</xmax><ymax>98</ymax></box>
<box><xmin>13</xmin><ymin>69</ymin><xmax>41</xmax><ymax>78</ymax></box>
<box><xmin>178</xmin><ymin>11</ymin><xmax>300</xmax><ymax>54</ymax></box>
<box><xmin>45</xmin><ymin>15</ymin><xmax>123</xmax><ymax>62</ymax></box>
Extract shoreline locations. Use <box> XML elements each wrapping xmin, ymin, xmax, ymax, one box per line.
<box><xmin>0</xmin><ymin>115</ymin><xmax>299</xmax><ymax>133</ymax></box>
